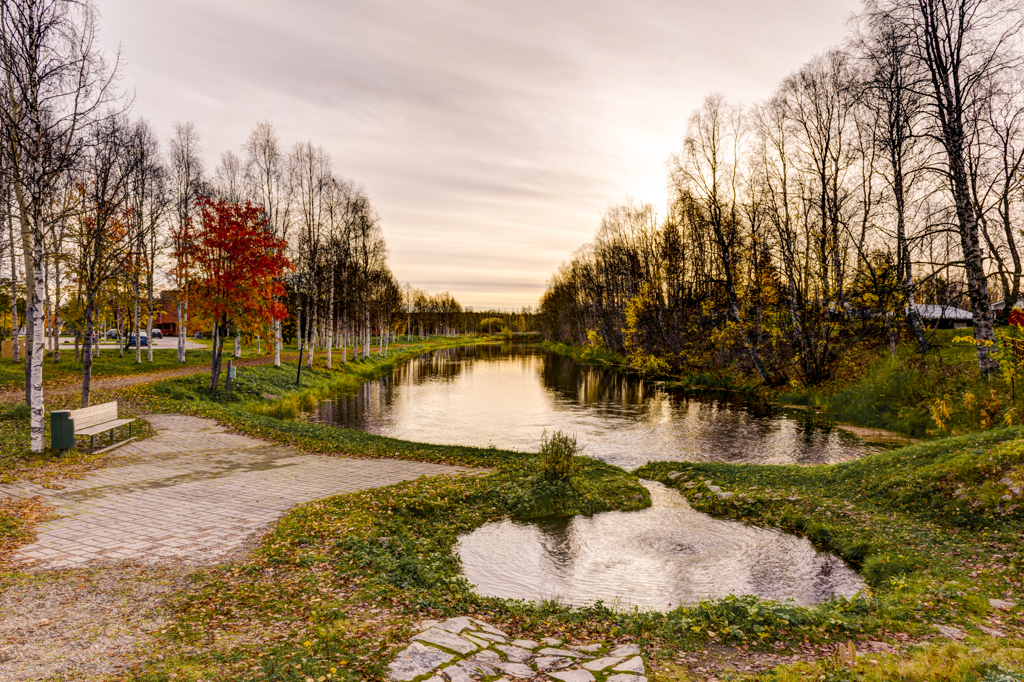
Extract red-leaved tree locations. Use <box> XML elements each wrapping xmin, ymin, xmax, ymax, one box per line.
<box><xmin>173</xmin><ymin>197</ymin><xmax>292</xmax><ymax>389</ymax></box>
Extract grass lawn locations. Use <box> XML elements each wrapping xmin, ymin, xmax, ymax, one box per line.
<box><xmin>0</xmin><ymin>335</ymin><xmax>1021</xmax><ymax>680</ymax></box>
<box><xmin>100</xmin><ymin>345</ymin><xmax>1024</xmax><ymax>681</ymax></box>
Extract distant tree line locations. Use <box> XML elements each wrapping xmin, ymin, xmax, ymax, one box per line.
<box><xmin>540</xmin><ymin>0</ymin><xmax>1024</xmax><ymax>383</ymax></box>
<box><xmin>0</xmin><ymin>0</ymin><xmax>485</xmax><ymax>451</ymax></box>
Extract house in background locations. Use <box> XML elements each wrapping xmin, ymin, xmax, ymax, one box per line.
<box><xmin>153</xmin><ymin>291</ymin><xmax>179</xmax><ymax>336</ymax></box>
<box><xmin>910</xmin><ymin>304</ymin><xmax>973</xmax><ymax>329</ymax></box>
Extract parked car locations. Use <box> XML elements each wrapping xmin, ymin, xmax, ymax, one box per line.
<box><xmin>151</xmin><ymin>328</ymin><xmax>163</xmax><ymax>339</ymax></box>
<box><xmin>126</xmin><ymin>334</ymin><xmax>148</xmax><ymax>347</ymax></box>
<box><xmin>105</xmin><ymin>330</ymin><xmax>120</xmax><ymax>340</ymax></box>
<box><xmin>193</xmin><ymin>331</ymin><xmax>205</xmax><ymax>339</ymax></box>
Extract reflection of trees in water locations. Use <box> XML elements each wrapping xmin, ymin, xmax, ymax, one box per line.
<box><xmin>541</xmin><ymin>353</ymin><xmax>655</xmax><ymax>413</ymax></box>
<box><xmin>315</xmin><ymin>343</ymin><xmax>862</xmax><ymax>465</ymax></box>
<box><xmin>531</xmin><ymin>516</ymin><xmax>577</xmax><ymax>580</ymax></box>
<box><xmin>397</xmin><ymin>343</ymin><xmax>544</xmax><ymax>385</ymax></box>
<box><xmin>320</xmin><ymin>343</ymin><xmax>542</xmax><ymax>428</ymax></box>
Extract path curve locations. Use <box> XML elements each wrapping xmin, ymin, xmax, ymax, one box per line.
<box><xmin>0</xmin><ymin>354</ymin><xmax>285</xmax><ymax>402</ymax></box>
<box><xmin>0</xmin><ymin>414</ymin><xmax>487</xmax><ymax>569</ymax></box>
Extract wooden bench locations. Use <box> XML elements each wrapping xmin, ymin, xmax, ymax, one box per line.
<box><xmin>69</xmin><ymin>401</ymin><xmax>135</xmax><ymax>453</ymax></box>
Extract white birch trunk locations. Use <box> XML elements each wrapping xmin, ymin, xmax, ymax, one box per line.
<box><xmin>28</xmin><ymin>237</ymin><xmax>45</xmax><ymax>452</ymax></box>
<box><xmin>177</xmin><ymin>300</ymin><xmax>185</xmax><ymax>363</ymax></box>
<box><xmin>274</xmin><ymin>319</ymin><xmax>281</xmax><ymax>367</ymax></box>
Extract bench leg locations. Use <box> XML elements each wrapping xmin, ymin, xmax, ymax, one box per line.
<box><xmin>110</xmin><ymin>428</ymin><xmax>114</xmax><ymax>446</ymax></box>
<box><xmin>90</xmin><ymin>435</ymin><xmax>95</xmax><ymax>454</ymax></box>
<box><xmin>129</xmin><ymin>422</ymin><xmax>133</xmax><ymax>439</ymax></box>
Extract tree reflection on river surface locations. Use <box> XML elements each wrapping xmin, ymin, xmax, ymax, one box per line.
<box><xmin>316</xmin><ymin>343</ymin><xmax>867</xmax><ymax>468</ymax></box>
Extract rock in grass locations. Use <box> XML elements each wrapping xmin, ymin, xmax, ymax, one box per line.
<box><xmin>606</xmin><ymin>675</ymin><xmax>647</xmax><ymax>682</ymax></box>
<box><xmin>495</xmin><ymin>661</ymin><xmax>536</xmax><ymax>678</ymax></box>
<box><xmin>538</xmin><ymin>648</ymin><xmax>585</xmax><ymax>658</ymax></box>
<box><xmin>667</xmin><ymin>471</ymin><xmax>682</xmax><ymax>479</ymax></box>
<box><xmin>583</xmin><ymin>656</ymin><xmax>624</xmax><ymax>671</ymax></box>
<box><xmin>464</xmin><ymin>634</ymin><xmax>489</xmax><ymax>648</ymax></box>
<box><xmin>989</xmin><ymin>599</ymin><xmax>1017</xmax><ymax>611</ymax></box>
<box><xmin>441</xmin><ymin>664</ymin><xmax>474</xmax><ymax>682</ymax></box>
<box><xmin>541</xmin><ymin>637</ymin><xmax>563</xmax><ymax>645</ymax></box>
<box><xmin>979</xmin><ymin>625</ymin><xmax>1005</xmax><ymax>638</ymax></box>
<box><xmin>573</xmin><ymin>643</ymin><xmax>604</xmax><ymax>653</ymax></box>
<box><xmin>495</xmin><ymin>644</ymin><xmax>534</xmax><ymax>662</ymax></box>
<box><xmin>934</xmin><ymin>624</ymin><xmax>967</xmax><ymax>640</ymax></box>
<box><xmin>707</xmin><ymin>485</ymin><xmax>721</xmax><ymax>493</ymax></box>
<box><xmin>435</xmin><ymin>616</ymin><xmax>477</xmax><ymax>634</ymax></box>
<box><xmin>716</xmin><ymin>492</ymin><xmax>734</xmax><ymax>500</ymax></box>
<box><xmin>470</xmin><ymin>618</ymin><xmax>508</xmax><ymax>636</ymax></box>
<box><xmin>610</xmin><ymin>644</ymin><xmax>640</xmax><ymax>657</ymax></box>
<box><xmin>612</xmin><ymin>656</ymin><xmax>645</xmax><ymax>674</ymax></box>
<box><xmin>412</xmin><ymin>628</ymin><xmax>478</xmax><ymax>655</ymax></box>
<box><xmin>460</xmin><ymin>659</ymin><xmax>498</xmax><ymax>676</ymax></box>
<box><xmin>388</xmin><ymin>642</ymin><xmax>455</xmax><ymax>681</ymax></box>
<box><xmin>534</xmin><ymin>656</ymin><xmax>573</xmax><ymax>671</ymax></box>
<box><xmin>469</xmin><ymin>650</ymin><xmax>501</xmax><ymax>663</ymax></box>
<box><xmin>512</xmin><ymin>638</ymin><xmax>539</xmax><ymax>649</ymax></box>
<box><xmin>548</xmin><ymin>670</ymin><xmax>596</xmax><ymax>682</ymax></box>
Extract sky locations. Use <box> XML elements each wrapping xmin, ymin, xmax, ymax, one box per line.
<box><xmin>95</xmin><ymin>0</ymin><xmax>860</xmax><ymax>310</ymax></box>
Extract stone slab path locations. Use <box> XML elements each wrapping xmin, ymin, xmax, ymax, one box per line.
<box><xmin>0</xmin><ymin>414</ymin><xmax>486</xmax><ymax>569</ymax></box>
<box><xmin>388</xmin><ymin>616</ymin><xmax>648</xmax><ymax>682</ymax></box>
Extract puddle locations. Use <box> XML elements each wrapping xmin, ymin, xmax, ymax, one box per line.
<box><xmin>456</xmin><ymin>481</ymin><xmax>865</xmax><ymax>611</ymax></box>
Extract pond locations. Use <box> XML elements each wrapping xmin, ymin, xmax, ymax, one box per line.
<box><xmin>457</xmin><ymin>481</ymin><xmax>866</xmax><ymax>611</ymax></box>
<box><xmin>316</xmin><ymin>343</ymin><xmax>867</xmax><ymax>469</ymax></box>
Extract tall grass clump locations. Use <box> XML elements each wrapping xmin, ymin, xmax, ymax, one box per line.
<box><xmin>817</xmin><ymin>355</ymin><xmax>934</xmax><ymax>436</ymax></box>
<box><xmin>538</xmin><ymin>429</ymin><xmax>582</xmax><ymax>479</ymax></box>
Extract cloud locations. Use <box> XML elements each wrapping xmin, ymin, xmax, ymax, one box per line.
<box><xmin>97</xmin><ymin>0</ymin><xmax>858</xmax><ymax>308</ymax></box>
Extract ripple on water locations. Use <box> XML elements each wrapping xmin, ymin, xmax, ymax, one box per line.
<box><xmin>457</xmin><ymin>481</ymin><xmax>865</xmax><ymax>611</ymax></box>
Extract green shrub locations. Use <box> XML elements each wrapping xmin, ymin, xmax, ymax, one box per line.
<box><xmin>538</xmin><ymin>430</ymin><xmax>582</xmax><ymax>480</ymax></box>
<box><xmin>477</xmin><ymin>317</ymin><xmax>506</xmax><ymax>334</ymax></box>
<box><xmin>861</xmin><ymin>551</ymin><xmax>917</xmax><ymax>586</ymax></box>
<box><xmin>1</xmin><ymin>402</ymin><xmax>30</xmax><ymax>421</ymax></box>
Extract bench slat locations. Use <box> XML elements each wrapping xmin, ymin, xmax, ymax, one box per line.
<box><xmin>75</xmin><ymin>417</ymin><xmax>134</xmax><ymax>437</ymax></box>
<box><xmin>69</xmin><ymin>401</ymin><xmax>119</xmax><ymax>430</ymax></box>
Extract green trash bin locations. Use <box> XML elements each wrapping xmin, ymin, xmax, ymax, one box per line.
<box><xmin>50</xmin><ymin>410</ymin><xmax>75</xmax><ymax>452</ymax></box>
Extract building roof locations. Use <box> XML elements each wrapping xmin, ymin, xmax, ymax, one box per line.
<box><xmin>911</xmin><ymin>304</ymin><xmax>973</xmax><ymax>320</ymax></box>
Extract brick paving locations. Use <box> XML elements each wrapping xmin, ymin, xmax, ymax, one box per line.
<box><xmin>0</xmin><ymin>415</ymin><xmax>486</xmax><ymax>569</ymax></box>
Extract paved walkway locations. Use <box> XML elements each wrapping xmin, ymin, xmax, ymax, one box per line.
<box><xmin>0</xmin><ymin>415</ymin><xmax>486</xmax><ymax>569</ymax></box>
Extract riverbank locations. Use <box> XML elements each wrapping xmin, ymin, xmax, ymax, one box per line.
<box><xmin>80</xmin><ymin>423</ymin><xmax>1022</xmax><ymax>682</ymax></box>
<box><xmin>2</xmin><ymin>337</ymin><xmax>1023</xmax><ymax>680</ymax></box>
<box><xmin>545</xmin><ymin>331</ymin><xmax>1013</xmax><ymax>442</ymax></box>
<box><xmin>98</xmin><ymin>337</ymin><xmax>1024</xmax><ymax>679</ymax></box>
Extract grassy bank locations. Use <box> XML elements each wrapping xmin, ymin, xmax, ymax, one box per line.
<box><xmin>2</xmin><ymin>334</ymin><xmax>1022</xmax><ymax>680</ymax></box>
<box><xmin>0</xmin><ymin>349</ymin><xmax>220</xmax><ymax>393</ymax></box>
<box><xmin>107</xmin><ymin>424</ymin><xmax>1023</xmax><ymax>682</ymax></box>
<box><xmin>636</xmin><ymin>429</ymin><xmax>1023</xmax><ymax>680</ymax></box>
<box><xmin>110</xmin><ymin>338</ymin><xmax>1021</xmax><ymax>679</ymax></box>
<box><xmin>547</xmin><ymin>330</ymin><xmax>1024</xmax><ymax>441</ymax></box>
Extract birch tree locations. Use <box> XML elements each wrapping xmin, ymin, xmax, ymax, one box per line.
<box><xmin>0</xmin><ymin>0</ymin><xmax>121</xmax><ymax>449</ymax></box>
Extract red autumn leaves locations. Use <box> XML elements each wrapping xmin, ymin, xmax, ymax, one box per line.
<box><xmin>172</xmin><ymin>197</ymin><xmax>293</xmax><ymax>337</ymax></box>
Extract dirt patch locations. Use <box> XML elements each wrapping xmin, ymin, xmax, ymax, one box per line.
<box><xmin>0</xmin><ymin>526</ymin><xmax>269</xmax><ymax>682</ymax></box>
<box><xmin>0</xmin><ymin>354</ymin><xmax>281</xmax><ymax>404</ymax></box>
<box><xmin>662</xmin><ymin>640</ymin><xmax>901</xmax><ymax>680</ymax></box>
<box><xmin>0</xmin><ymin>498</ymin><xmax>57</xmax><ymax>564</ymax></box>
<box><xmin>835</xmin><ymin>424</ymin><xmax>918</xmax><ymax>445</ymax></box>
<box><xmin>0</xmin><ymin>566</ymin><xmax>190</xmax><ymax>681</ymax></box>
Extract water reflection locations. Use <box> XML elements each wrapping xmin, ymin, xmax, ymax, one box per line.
<box><xmin>316</xmin><ymin>343</ymin><xmax>866</xmax><ymax>468</ymax></box>
<box><xmin>456</xmin><ymin>481</ymin><xmax>865</xmax><ymax>610</ymax></box>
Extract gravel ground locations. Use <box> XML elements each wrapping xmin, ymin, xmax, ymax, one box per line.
<box><xmin>0</xmin><ymin>529</ymin><xmax>267</xmax><ymax>682</ymax></box>
<box><xmin>0</xmin><ymin>565</ymin><xmax>189</xmax><ymax>681</ymax></box>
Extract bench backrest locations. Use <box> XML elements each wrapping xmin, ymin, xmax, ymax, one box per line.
<box><xmin>68</xmin><ymin>401</ymin><xmax>118</xmax><ymax>430</ymax></box>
